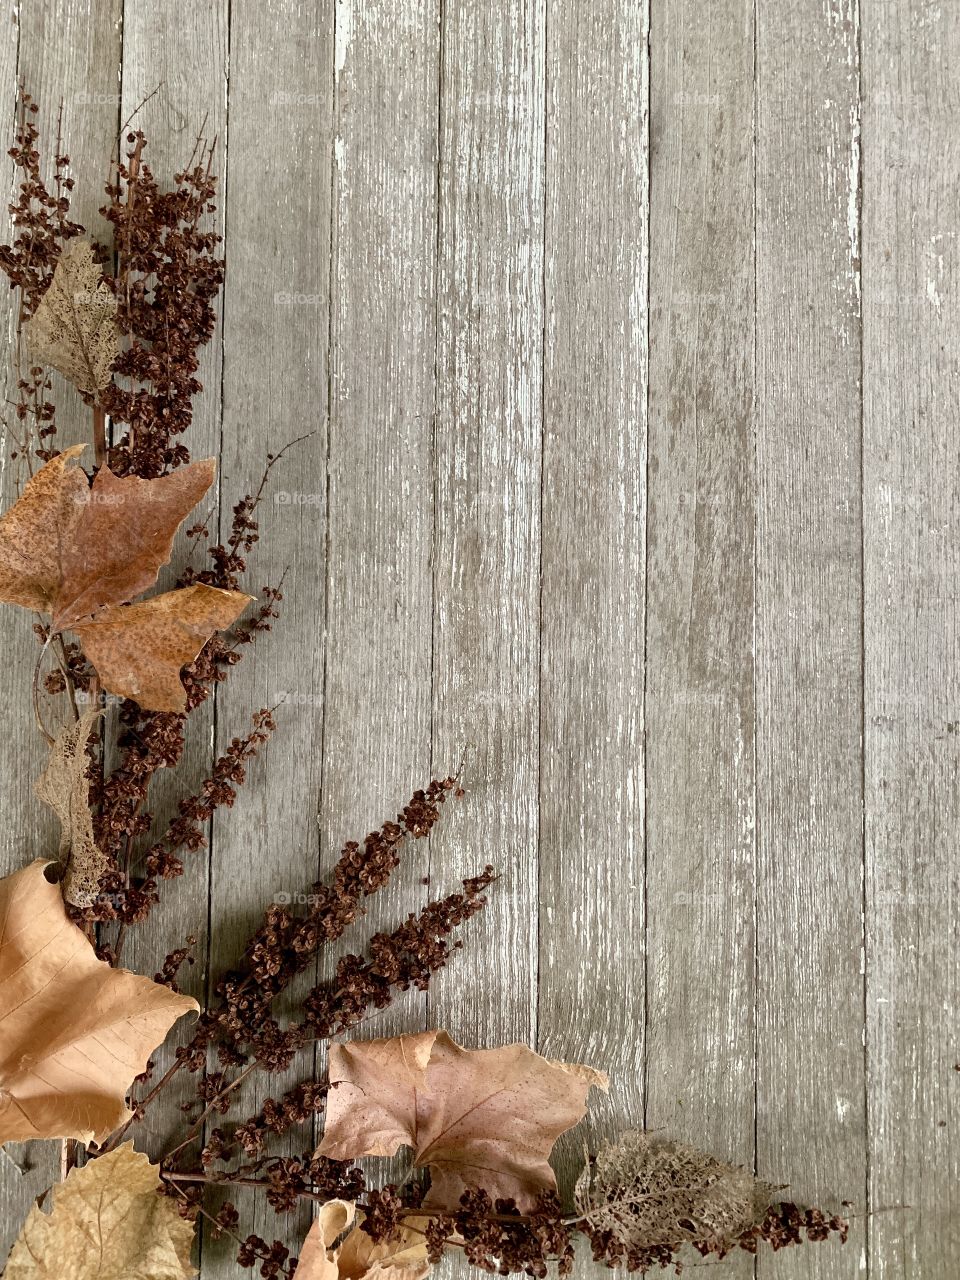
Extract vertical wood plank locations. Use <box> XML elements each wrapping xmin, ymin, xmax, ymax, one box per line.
<box><xmin>644</xmin><ymin>16</ymin><xmax>755</xmax><ymax>1276</ymax></box>
<box><xmin>204</xmin><ymin>2</ymin><xmax>331</xmax><ymax>1274</ymax></box>
<box><xmin>429</xmin><ymin>0</ymin><xmax>544</xmax><ymax>1053</ymax></box>
<box><xmin>537</xmin><ymin>0</ymin><xmax>647</xmax><ymax>1198</ymax></box>
<box><xmin>319</xmin><ymin>0</ymin><xmax>438</xmax><ymax>1031</ymax></box>
<box><xmin>0</xmin><ymin>0</ymin><xmax>121</xmax><ymax>1254</ymax></box>
<box><xmin>755</xmin><ymin>2</ymin><xmax>865</xmax><ymax>1276</ymax></box>
<box><xmin>862</xmin><ymin>3</ymin><xmax>960</xmax><ymax>1273</ymax></box>
<box><xmin>115</xmin><ymin>1</ymin><xmax>230</xmax><ymax>1193</ymax></box>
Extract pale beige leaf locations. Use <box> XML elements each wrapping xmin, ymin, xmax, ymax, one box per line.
<box><xmin>73</xmin><ymin>583</ymin><xmax>253</xmax><ymax>712</ymax></box>
<box><xmin>317</xmin><ymin>1030</ymin><xmax>603</xmax><ymax>1210</ymax></box>
<box><xmin>574</xmin><ymin>1130</ymin><xmax>778</xmax><ymax>1250</ymax></box>
<box><xmin>294</xmin><ymin>1201</ymin><xmax>356</xmax><ymax>1280</ymax></box>
<box><xmin>3</xmin><ymin>1142</ymin><xmax>196</xmax><ymax>1279</ymax></box>
<box><xmin>0</xmin><ymin>861</ymin><xmax>198</xmax><ymax>1144</ymax></box>
<box><xmin>25</xmin><ymin>238</ymin><xmax>119</xmax><ymax>396</ymax></box>
<box><xmin>34</xmin><ymin>709</ymin><xmax>110</xmax><ymax>907</ymax></box>
<box><xmin>337</xmin><ymin>1216</ymin><xmax>431</xmax><ymax>1280</ymax></box>
<box><xmin>294</xmin><ymin>1202</ymin><xmax>431</xmax><ymax>1280</ymax></box>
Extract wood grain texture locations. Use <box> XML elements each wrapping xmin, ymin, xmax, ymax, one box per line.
<box><xmin>0</xmin><ymin>0</ymin><xmax>121</xmax><ymax>1255</ymax></box>
<box><xmin>428</xmin><ymin>0</ymin><xmax>544</xmax><ymax>1054</ymax></box>
<box><xmin>538</xmin><ymin>0</ymin><xmax>646</xmax><ymax>1202</ymax></box>
<box><xmin>1</xmin><ymin>1</ymin><xmax>959</xmax><ymax>1276</ymax></box>
<box><xmin>755</xmin><ymin>2</ymin><xmax>865</xmax><ymax>1277</ymax></box>
<box><xmin>862</xmin><ymin>2</ymin><xmax>960</xmax><ymax>1273</ymax></box>
<box><xmin>644</xmin><ymin>16</ymin><xmax>755</xmax><ymax>1280</ymax></box>
<box><xmin>203</xmin><ymin>1</ymin><xmax>332</xmax><ymax>1272</ymax></box>
<box><xmin>320</xmin><ymin>0</ymin><xmax>437</xmax><ymax>1025</ymax></box>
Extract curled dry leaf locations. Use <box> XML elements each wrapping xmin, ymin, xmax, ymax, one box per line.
<box><xmin>293</xmin><ymin>1200</ymin><xmax>430</xmax><ymax>1280</ymax></box>
<box><xmin>3</xmin><ymin>1141</ymin><xmax>196</xmax><ymax>1280</ymax></box>
<box><xmin>34</xmin><ymin>708</ymin><xmax>109</xmax><ymax>907</ymax></box>
<box><xmin>0</xmin><ymin>447</ymin><xmax>251</xmax><ymax>709</ymax></box>
<box><xmin>317</xmin><ymin>1030</ymin><xmax>605</xmax><ymax>1211</ymax></box>
<box><xmin>0</xmin><ymin>860</ymin><xmax>198</xmax><ymax>1144</ymax></box>
<box><xmin>25</xmin><ymin>237</ymin><xmax>120</xmax><ymax>397</ymax></box>
<box><xmin>574</xmin><ymin>1129</ymin><xmax>777</xmax><ymax>1251</ymax></box>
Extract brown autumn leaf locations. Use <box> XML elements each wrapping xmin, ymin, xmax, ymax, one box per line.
<box><xmin>316</xmin><ymin>1031</ymin><xmax>606</xmax><ymax>1211</ymax></box>
<box><xmin>74</xmin><ymin>583</ymin><xmax>252</xmax><ymax>712</ymax></box>
<box><xmin>0</xmin><ymin>860</ymin><xmax>198</xmax><ymax>1145</ymax></box>
<box><xmin>293</xmin><ymin>1200</ymin><xmax>430</xmax><ymax>1280</ymax></box>
<box><xmin>0</xmin><ymin>447</ymin><xmax>252</xmax><ymax>709</ymax></box>
<box><xmin>34</xmin><ymin>708</ymin><xmax>110</xmax><ymax>907</ymax></box>
<box><xmin>573</xmin><ymin>1129</ymin><xmax>777</xmax><ymax>1252</ymax></box>
<box><xmin>25</xmin><ymin>237</ymin><xmax>120</xmax><ymax>397</ymax></box>
<box><xmin>3</xmin><ymin>1141</ymin><xmax>196</xmax><ymax>1280</ymax></box>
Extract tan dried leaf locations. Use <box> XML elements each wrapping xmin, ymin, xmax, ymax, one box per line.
<box><xmin>34</xmin><ymin>708</ymin><xmax>110</xmax><ymax>907</ymax></box>
<box><xmin>25</xmin><ymin>238</ymin><xmax>119</xmax><ymax>396</ymax></box>
<box><xmin>3</xmin><ymin>1142</ymin><xmax>196</xmax><ymax>1279</ymax></box>
<box><xmin>0</xmin><ymin>860</ymin><xmax>198</xmax><ymax>1144</ymax></box>
<box><xmin>574</xmin><ymin>1129</ymin><xmax>777</xmax><ymax>1250</ymax></box>
<box><xmin>316</xmin><ymin>1030</ymin><xmax>603</xmax><ymax>1210</ymax></box>
<box><xmin>73</xmin><ymin>583</ymin><xmax>252</xmax><ymax>712</ymax></box>
<box><xmin>0</xmin><ymin>449</ymin><xmax>250</xmax><ymax>709</ymax></box>
<box><xmin>294</xmin><ymin>1201</ymin><xmax>430</xmax><ymax>1280</ymax></box>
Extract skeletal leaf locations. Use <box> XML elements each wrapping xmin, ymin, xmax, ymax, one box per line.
<box><xmin>25</xmin><ymin>237</ymin><xmax>119</xmax><ymax>396</ymax></box>
<box><xmin>294</xmin><ymin>1201</ymin><xmax>430</xmax><ymax>1280</ymax></box>
<box><xmin>34</xmin><ymin>708</ymin><xmax>110</xmax><ymax>907</ymax></box>
<box><xmin>73</xmin><ymin>583</ymin><xmax>253</xmax><ymax>712</ymax></box>
<box><xmin>0</xmin><ymin>449</ymin><xmax>250</xmax><ymax>709</ymax></box>
<box><xmin>3</xmin><ymin>1142</ymin><xmax>196</xmax><ymax>1279</ymax></box>
<box><xmin>574</xmin><ymin>1130</ymin><xmax>777</xmax><ymax>1251</ymax></box>
<box><xmin>317</xmin><ymin>1030</ymin><xmax>605</xmax><ymax>1210</ymax></box>
<box><xmin>0</xmin><ymin>860</ymin><xmax>198</xmax><ymax>1144</ymax></box>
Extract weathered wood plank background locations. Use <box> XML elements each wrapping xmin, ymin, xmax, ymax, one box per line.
<box><xmin>1</xmin><ymin>0</ymin><xmax>958</xmax><ymax>1276</ymax></box>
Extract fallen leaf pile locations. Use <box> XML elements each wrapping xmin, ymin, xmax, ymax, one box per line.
<box><xmin>3</xmin><ymin>1142</ymin><xmax>196</xmax><ymax>1280</ymax></box>
<box><xmin>0</xmin><ymin>445</ymin><xmax>251</xmax><ymax>710</ymax></box>
<box><xmin>574</xmin><ymin>1129</ymin><xmax>777</xmax><ymax>1252</ymax></box>
<box><xmin>25</xmin><ymin>238</ymin><xmax>119</xmax><ymax>397</ymax></box>
<box><xmin>293</xmin><ymin>1199</ymin><xmax>430</xmax><ymax>1280</ymax></box>
<box><xmin>317</xmin><ymin>1030</ymin><xmax>607</xmax><ymax>1210</ymax></box>
<box><xmin>33</xmin><ymin>709</ymin><xmax>107</xmax><ymax>907</ymax></box>
<box><xmin>0</xmin><ymin>860</ymin><xmax>198</xmax><ymax>1144</ymax></box>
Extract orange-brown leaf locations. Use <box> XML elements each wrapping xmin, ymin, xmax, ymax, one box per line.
<box><xmin>73</xmin><ymin>584</ymin><xmax>252</xmax><ymax>712</ymax></box>
<box><xmin>0</xmin><ymin>448</ymin><xmax>216</xmax><ymax>630</ymax></box>
<box><xmin>0</xmin><ymin>860</ymin><xmax>198</xmax><ymax>1145</ymax></box>
<box><xmin>316</xmin><ymin>1031</ymin><xmax>605</xmax><ymax>1210</ymax></box>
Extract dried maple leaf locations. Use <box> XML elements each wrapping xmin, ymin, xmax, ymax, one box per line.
<box><xmin>0</xmin><ymin>447</ymin><xmax>251</xmax><ymax>709</ymax></box>
<box><xmin>294</xmin><ymin>1200</ymin><xmax>430</xmax><ymax>1280</ymax></box>
<box><xmin>316</xmin><ymin>1031</ymin><xmax>606</xmax><ymax>1210</ymax></box>
<box><xmin>0</xmin><ymin>860</ymin><xmax>198</xmax><ymax>1144</ymax></box>
<box><xmin>73</xmin><ymin>584</ymin><xmax>252</xmax><ymax>712</ymax></box>
<box><xmin>34</xmin><ymin>708</ymin><xmax>109</xmax><ymax>907</ymax></box>
<box><xmin>25</xmin><ymin>237</ymin><xmax>120</xmax><ymax>397</ymax></box>
<box><xmin>3</xmin><ymin>1141</ymin><xmax>196</xmax><ymax>1279</ymax></box>
<box><xmin>574</xmin><ymin>1130</ymin><xmax>777</xmax><ymax>1251</ymax></box>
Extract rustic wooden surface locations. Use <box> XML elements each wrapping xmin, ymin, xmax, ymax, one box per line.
<box><xmin>1</xmin><ymin>0</ymin><xmax>958</xmax><ymax>1276</ymax></box>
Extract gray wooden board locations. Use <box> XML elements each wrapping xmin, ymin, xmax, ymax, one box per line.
<box><xmin>0</xmin><ymin>0</ymin><xmax>957</xmax><ymax>1275</ymax></box>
